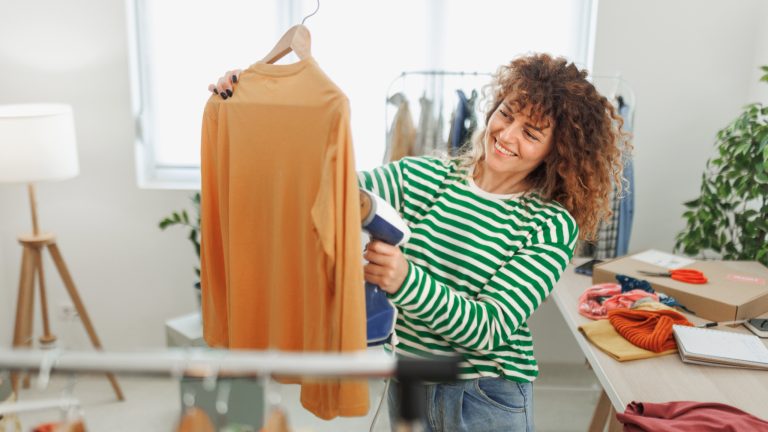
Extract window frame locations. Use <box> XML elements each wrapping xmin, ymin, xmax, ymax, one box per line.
<box><xmin>127</xmin><ymin>0</ymin><xmax>597</xmax><ymax>190</ymax></box>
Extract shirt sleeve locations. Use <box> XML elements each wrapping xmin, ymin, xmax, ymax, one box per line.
<box><xmin>200</xmin><ymin>103</ymin><xmax>230</xmax><ymax>348</ymax></box>
<box><xmin>357</xmin><ymin>158</ymin><xmax>407</xmax><ymax>214</ymax></box>
<box><xmin>389</xmin><ymin>212</ymin><xmax>579</xmax><ymax>352</ymax></box>
<box><xmin>307</xmin><ymin>99</ymin><xmax>369</xmax><ymax>418</ymax></box>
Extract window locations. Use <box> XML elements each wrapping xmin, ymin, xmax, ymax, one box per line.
<box><xmin>129</xmin><ymin>0</ymin><xmax>595</xmax><ymax>188</ymax></box>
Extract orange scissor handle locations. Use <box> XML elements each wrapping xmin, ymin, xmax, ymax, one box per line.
<box><xmin>669</xmin><ymin>269</ymin><xmax>707</xmax><ymax>284</ymax></box>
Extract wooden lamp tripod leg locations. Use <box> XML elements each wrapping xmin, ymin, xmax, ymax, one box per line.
<box><xmin>47</xmin><ymin>242</ymin><xmax>125</xmax><ymax>401</ymax></box>
<box><xmin>11</xmin><ymin>245</ymin><xmax>36</xmax><ymax>393</ymax></box>
<box><xmin>32</xmin><ymin>246</ymin><xmax>57</xmax><ymax>346</ymax></box>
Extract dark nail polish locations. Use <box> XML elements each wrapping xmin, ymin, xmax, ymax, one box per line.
<box><xmin>232</xmin><ymin>75</ymin><xmax>238</xmax><ymax>84</ymax></box>
<box><xmin>221</xmin><ymin>92</ymin><xmax>228</xmax><ymax>100</ymax></box>
<box><xmin>226</xmin><ymin>89</ymin><xmax>233</xmax><ymax>97</ymax></box>
<box><xmin>213</xmin><ymin>88</ymin><xmax>219</xmax><ymax>94</ymax></box>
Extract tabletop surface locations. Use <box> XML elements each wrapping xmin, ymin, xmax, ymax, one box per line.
<box><xmin>550</xmin><ymin>260</ymin><xmax>768</xmax><ymax>418</ymax></box>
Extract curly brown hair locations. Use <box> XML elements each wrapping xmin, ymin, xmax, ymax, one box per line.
<box><xmin>458</xmin><ymin>53</ymin><xmax>631</xmax><ymax>241</ymax></box>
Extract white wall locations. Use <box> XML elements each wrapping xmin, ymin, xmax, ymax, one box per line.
<box><xmin>748</xmin><ymin>2</ymin><xmax>768</xmax><ymax>104</ymax></box>
<box><xmin>0</xmin><ymin>0</ymin><xmax>197</xmax><ymax>350</ymax></box>
<box><xmin>1</xmin><ymin>0</ymin><xmax>766</xmax><ymax>364</ymax></box>
<box><xmin>591</xmin><ymin>0</ymin><xmax>768</xmax><ymax>255</ymax></box>
<box><xmin>527</xmin><ymin>0</ymin><xmax>768</xmax><ymax>364</ymax></box>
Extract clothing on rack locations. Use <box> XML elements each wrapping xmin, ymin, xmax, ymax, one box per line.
<box><xmin>413</xmin><ymin>96</ymin><xmax>441</xmax><ymax>156</ymax></box>
<box><xmin>615</xmin><ymin>101</ymin><xmax>635</xmax><ymax>256</ymax></box>
<box><xmin>447</xmin><ymin>89</ymin><xmax>478</xmax><ymax>155</ymax></box>
<box><xmin>176</xmin><ymin>407</ymin><xmax>215</xmax><ymax>432</ymax></box>
<box><xmin>200</xmin><ymin>57</ymin><xmax>368</xmax><ymax>419</ymax></box>
<box><xmin>384</xmin><ymin>93</ymin><xmax>416</xmax><ymax>162</ymax></box>
<box><xmin>593</xmin><ymin>95</ymin><xmax>635</xmax><ymax>259</ymax></box>
<box><xmin>0</xmin><ymin>381</ymin><xmax>21</xmax><ymax>432</ymax></box>
<box><xmin>261</xmin><ymin>409</ymin><xmax>291</xmax><ymax>432</ymax></box>
<box><xmin>32</xmin><ymin>420</ymin><xmax>86</xmax><ymax>432</ymax></box>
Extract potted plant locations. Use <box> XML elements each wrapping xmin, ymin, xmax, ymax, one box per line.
<box><xmin>159</xmin><ymin>192</ymin><xmax>202</xmax><ymax>302</ymax></box>
<box><xmin>674</xmin><ymin>66</ymin><xmax>768</xmax><ymax>265</ymax></box>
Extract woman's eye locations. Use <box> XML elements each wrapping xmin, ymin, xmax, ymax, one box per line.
<box><xmin>525</xmin><ymin>130</ymin><xmax>540</xmax><ymax>142</ymax></box>
<box><xmin>499</xmin><ymin>109</ymin><xmax>511</xmax><ymax>119</ymax></box>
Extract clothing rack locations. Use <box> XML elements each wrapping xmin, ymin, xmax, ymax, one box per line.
<box><xmin>384</xmin><ymin>70</ymin><xmax>492</xmax><ymax>115</ymax></box>
<box><xmin>384</xmin><ymin>70</ymin><xmax>492</xmax><ymax>161</ymax></box>
<box><xmin>590</xmin><ymin>73</ymin><xmax>636</xmax><ymax>127</ymax></box>
<box><xmin>0</xmin><ymin>397</ymin><xmax>79</xmax><ymax>416</ymax></box>
<box><xmin>0</xmin><ymin>348</ymin><xmax>397</xmax><ymax>379</ymax></box>
<box><xmin>0</xmin><ymin>347</ymin><xmax>458</xmax><ymax>426</ymax></box>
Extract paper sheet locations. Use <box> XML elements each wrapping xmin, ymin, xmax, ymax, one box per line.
<box><xmin>631</xmin><ymin>249</ymin><xmax>695</xmax><ymax>269</ymax></box>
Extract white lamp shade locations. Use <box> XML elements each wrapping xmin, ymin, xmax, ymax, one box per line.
<box><xmin>0</xmin><ymin>103</ymin><xmax>80</xmax><ymax>183</ymax></box>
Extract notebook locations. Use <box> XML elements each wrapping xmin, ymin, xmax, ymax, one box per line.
<box><xmin>672</xmin><ymin>324</ymin><xmax>768</xmax><ymax>370</ymax></box>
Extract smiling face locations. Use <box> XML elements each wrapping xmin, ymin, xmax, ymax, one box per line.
<box><xmin>482</xmin><ymin>98</ymin><xmax>555</xmax><ymax>189</ymax></box>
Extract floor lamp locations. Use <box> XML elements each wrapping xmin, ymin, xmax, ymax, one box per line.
<box><xmin>0</xmin><ymin>104</ymin><xmax>123</xmax><ymax>400</ymax></box>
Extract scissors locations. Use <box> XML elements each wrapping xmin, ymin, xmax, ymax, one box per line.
<box><xmin>637</xmin><ymin>268</ymin><xmax>708</xmax><ymax>284</ymax></box>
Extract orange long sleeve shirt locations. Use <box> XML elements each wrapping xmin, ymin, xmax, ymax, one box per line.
<box><xmin>200</xmin><ymin>57</ymin><xmax>368</xmax><ymax>419</ymax></box>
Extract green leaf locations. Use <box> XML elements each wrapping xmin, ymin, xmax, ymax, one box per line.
<box><xmin>159</xmin><ymin>219</ymin><xmax>173</xmax><ymax>230</ymax></box>
<box><xmin>763</xmin><ymin>145</ymin><xmax>768</xmax><ymax>167</ymax></box>
<box><xmin>757</xmin><ymin>171</ymin><xmax>768</xmax><ymax>184</ymax></box>
<box><xmin>182</xmin><ymin>210</ymin><xmax>190</xmax><ymax>224</ymax></box>
<box><xmin>683</xmin><ymin>198</ymin><xmax>700</xmax><ymax>208</ymax></box>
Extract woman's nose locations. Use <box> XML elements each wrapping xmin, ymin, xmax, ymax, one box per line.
<box><xmin>498</xmin><ymin>124</ymin><xmax>520</xmax><ymax>144</ymax></box>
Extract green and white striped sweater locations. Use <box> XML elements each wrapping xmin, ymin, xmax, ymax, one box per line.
<box><xmin>358</xmin><ymin>156</ymin><xmax>578</xmax><ymax>382</ymax></box>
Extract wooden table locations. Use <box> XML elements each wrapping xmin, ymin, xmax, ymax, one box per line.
<box><xmin>551</xmin><ymin>261</ymin><xmax>768</xmax><ymax>431</ymax></box>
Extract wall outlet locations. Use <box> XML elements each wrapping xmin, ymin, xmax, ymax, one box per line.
<box><xmin>59</xmin><ymin>303</ymin><xmax>79</xmax><ymax>321</ymax></box>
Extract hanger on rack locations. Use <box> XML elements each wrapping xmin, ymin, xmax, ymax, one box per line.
<box><xmin>175</xmin><ymin>351</ymin><xmax>215</xmax><ymax>432</ymax></box>
<box><xmin>260</xmin><ymin>363</ymin><xmax>292</xmax><ymax>432</ymax></box>
<box><xmin>259</xmin><ymin>0</ymin><xmax>319</xmax><ymax>64</ymax></box>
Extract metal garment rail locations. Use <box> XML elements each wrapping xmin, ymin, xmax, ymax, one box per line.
<box><xmin>0</xmin><ymin>348</ymin><xmax>396</xmax><ymax>379</ymax></box>
<box><xmin>0</xmin><ymin>348</ymin><xmax>460</xmax><ymax>427</ymax></box>
<box><xmin>0</xmin><ymin>398</ymin><xmax>80</xmax><ymax>416</ymax></box>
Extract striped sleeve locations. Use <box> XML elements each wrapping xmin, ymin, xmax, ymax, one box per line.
<box><xmin>357</xmin><ymin>159</ymin><xmax>406</xmax><ymax>213</ymax></box>
<box><xmin>389</xmin><ymin>214</ymin><xmax>578</xmax><ymax>352</ymax></box>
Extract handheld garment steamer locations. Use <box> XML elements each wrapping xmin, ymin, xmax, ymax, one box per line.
<box><xmin>359</xmin><ymin>190</ymin><xmax>411</xmax><ymax>346</ymax></box>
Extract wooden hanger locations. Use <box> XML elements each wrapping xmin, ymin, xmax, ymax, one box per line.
<box><xmin>259</xmin><ymin>0</ymin><xmax>318</xmax><ymax>64</ymax></box>
<box><xmin>259</xmin><ymin>24</ymin><xmax>312</xmax><ymax>64</ymax></box>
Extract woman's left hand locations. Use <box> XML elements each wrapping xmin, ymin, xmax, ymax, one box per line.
<box><xmin>364</xmin><ymin>240</ymin><xmax>409</xmax><ymax>295</ymax></box>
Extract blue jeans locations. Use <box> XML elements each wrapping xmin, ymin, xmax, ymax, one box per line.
<box><xmin>387</xmin><ymin>377</ymin><xmax>534</xmax><ymax>431</ymax></box>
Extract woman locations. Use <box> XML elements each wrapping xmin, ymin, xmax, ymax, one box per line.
<box><xmin>210</xmin><ymin>53</ymin><xmax>628</xmax><ymax>431</ymax></box>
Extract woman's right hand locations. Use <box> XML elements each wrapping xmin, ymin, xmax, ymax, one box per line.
<box><xmin>207</xmin><ymin>69</ymin><xmax>242</xmax><ymax>100</ymax></box>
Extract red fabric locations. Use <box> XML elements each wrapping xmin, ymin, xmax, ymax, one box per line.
<box><xmin>607</xmin><ymin>308</ymin><xmax>692</xmax><ymax>353</ymax></box>
<box><xmin>618</xmin><ymin>401</ymin><xmax>768</xmax><ymax>431</ymax></box>
<box><xmin>578</xmin><ymin>283</ymin><xmax>657</xmax><ymax>320</ymax></box>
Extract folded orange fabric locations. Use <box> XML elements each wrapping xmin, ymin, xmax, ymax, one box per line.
<box><xmin>608</xmin><ymin>309</ymin><xmax>693</xmax><ymax>353</ymax></box>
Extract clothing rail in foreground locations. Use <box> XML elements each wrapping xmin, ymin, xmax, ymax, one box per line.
<box><xmin>0</xmin><ymin>397</ymin><xmax>79</xmax><ymax>416</ymax></box>
<box><xmin>0</xmin><ymin>348</ymin><xmax>459</xmax><ymax>383</ymax></box>
<box><xmin>0</xmin><ymin>349</ymin><xmax>395</xmax><ymax>379</ymax></box>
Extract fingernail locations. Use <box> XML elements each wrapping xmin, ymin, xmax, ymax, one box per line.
<box><xmin>226</xmin><ymin>89</ymin><xmax>233</xmax><ymax>97</ymax></box>
<box><xmin>213</xmin><ymin>88</ymin><xmax>219</xmax><ymax>94</ymax></box>
<box><xmin>221</xmin><ymin>92</ymin><xmax>228</xmax><ymax>100</ymax></box>
<box><xmin>231</xmin><ymin>75</ymin><xmax>238</xmax><ymax>83</ymax></box>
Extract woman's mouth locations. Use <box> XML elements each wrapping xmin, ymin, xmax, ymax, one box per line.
<box><xmin>494</xmin><ymin>140</ymin><xmax>518</xmax><ymax>157</ymax></box>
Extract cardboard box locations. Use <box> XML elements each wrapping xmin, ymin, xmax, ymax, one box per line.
<box><xmin>593</xmin><ymin>250</ymin><xmax>768</xmax><ymax>322</ymax></box>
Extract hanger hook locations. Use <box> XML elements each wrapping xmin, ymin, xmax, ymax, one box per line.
<box><xmin>301</xmin><ymin>0</ymin><xmax>320</xmax><ymax>25</ymax></box>
<box><xmin>37</xmin><ymin>348</ymin><xmax>62</xmax><ymax>390</ymax></box>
